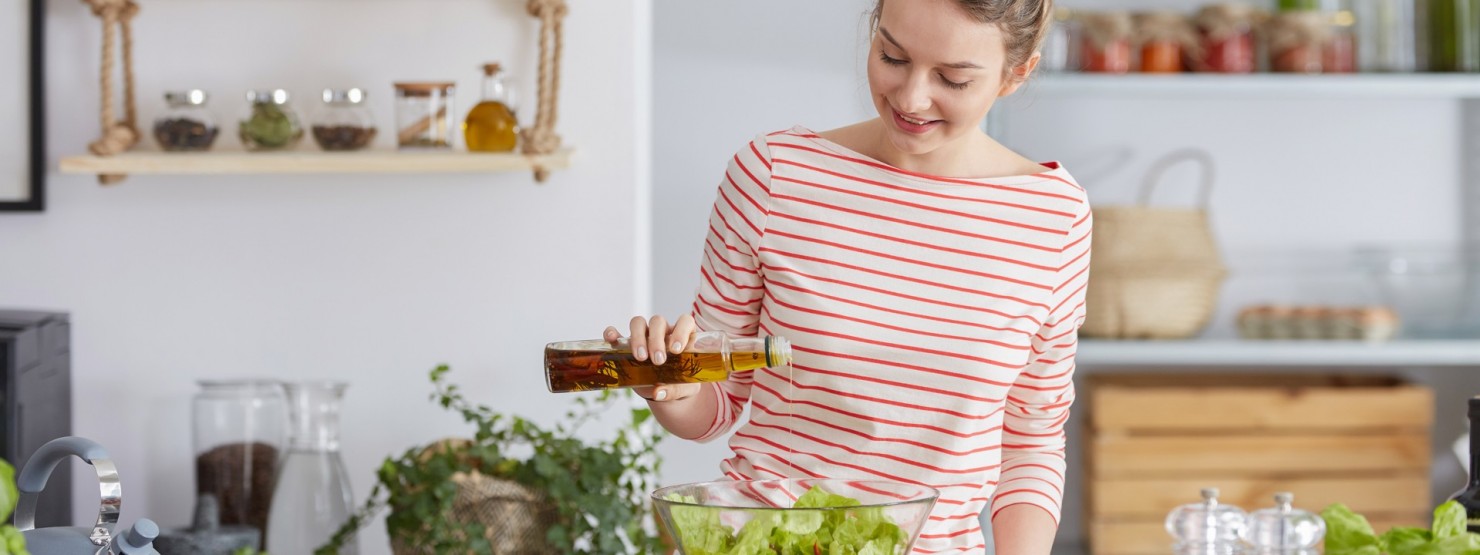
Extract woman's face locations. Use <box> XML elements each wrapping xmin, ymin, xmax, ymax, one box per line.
<box><xmin>867</xmin><ymin>0</ymin><xmax>1036</xmax><ymax>156</ymax></box>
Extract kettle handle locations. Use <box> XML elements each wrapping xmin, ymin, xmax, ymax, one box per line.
<box><xmin>14</xmin><ymin>436</ymin><xmax>121</xmax><ymax>548</ymax></box>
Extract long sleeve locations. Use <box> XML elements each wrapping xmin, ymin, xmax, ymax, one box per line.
<box><xmin>990</xmin><ymin>200</ymin><xmax>1092</xmax><ymax>525</ymax></box>
<box><xmin>689</xmin><ymin>136</ymin><xmax>773</xmax><ymax>442</ymax></box>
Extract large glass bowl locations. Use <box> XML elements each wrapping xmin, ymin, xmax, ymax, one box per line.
<box><xmin>652</xmin><ymin>479</ymin><xmax>939</xmax><ymax>555</ymax></box>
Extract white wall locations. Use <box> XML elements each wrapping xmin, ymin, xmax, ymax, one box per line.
<box><xmin>1</xmin><ymin>0</ymin><xmax>651</xmax><ymax>553</ymax></box>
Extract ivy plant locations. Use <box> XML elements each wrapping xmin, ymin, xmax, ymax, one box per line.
<box><xmin>316</xmin><ymin>365</ymin><xmax>666</xmax><ymax>554</ymax></box>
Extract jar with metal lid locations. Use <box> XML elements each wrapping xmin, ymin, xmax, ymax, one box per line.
<box><xmin>312</xmin><ymin>88</ymin><xmax>377</xmax><ymax>151</ymax></box>
<box><xmin>1166</xmin><ymin>488</ymin><xmax>1249</xmax><ymax>555</ymax></box>
<box><xmin>393</xmin><ymin>81</ymin><xmax>456</xmax><ymax>149</ymax></box>
<box><xmin>239</xmin><ymin>89</ymin><xmax>304</xmax><ymax>151</ymax></box>
<box><xmin>153</xmin><ymin>90</ymin><xmax>220</xmax><ymax>152</ymax></box>
<box><xmin>1243</xmin><ymin>492</ymin><xmax>1325</xmax><ymax>555</ymax></box>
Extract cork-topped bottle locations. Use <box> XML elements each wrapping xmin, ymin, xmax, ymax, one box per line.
<box><xmin>462</xmin><ymin>62</ymin><xmax>519</xmax><ymax>152</ymax></box>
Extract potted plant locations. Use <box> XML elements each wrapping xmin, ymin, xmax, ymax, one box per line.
<box><xmin>316</xmin><ymin>365</ymin><xmax>666</xmax><ymax>554</ymax></box>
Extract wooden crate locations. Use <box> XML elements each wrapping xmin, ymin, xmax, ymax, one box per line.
<box><xmin>1086</xmin><ymin>373</ymin><xmax>1434</xmax><ymax>555</ymax></box>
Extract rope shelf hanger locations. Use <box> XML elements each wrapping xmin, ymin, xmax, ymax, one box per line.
<box><xmin>80</xmin><ymin>0</ymin><xmax>569</xmax><ymax>183</ymax></box>
<box><xmin>84</xmin><ymin>0</ymin><xmax>141</xmax><ymax>185</ymax></box>
<box><xmin>522</xmin><ymin>0</ymin><xmax>567</xmax><ymax>183</ymax></box>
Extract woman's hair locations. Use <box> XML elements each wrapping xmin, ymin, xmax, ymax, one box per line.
<box><xmin>870</xmin><ymin>0</ymin><xmax>1054</xmax><ymax>81</ymax></box>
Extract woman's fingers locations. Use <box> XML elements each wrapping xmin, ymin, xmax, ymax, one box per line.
<box><xmin>636</xmin><ymin>383</ymin><xmax>701</xmax><ymax>402</ymax></box>
<box><xmin>647</xmin><ymin>315</ymin><xmax>670</xmax><ymax>365</ymax></box>
<box><xmin>669</xmin><ymin>314</ymin><xmax>697</xmax><ymax>354</ymax></box>
<box><xmin>628</xmin><ymin>316</ymin><xmax>651</xmax><ymax>361</ymax></box>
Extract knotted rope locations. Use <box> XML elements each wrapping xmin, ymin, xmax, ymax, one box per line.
<box><xmin>84</xmin><ymin>0</ymin><xmax>141</xmax><ymax>185</ymax></box>
<box><xmin>521</xmin><ymin>0</ymin><xmax>566</xmax><ymax>183</ymax></box>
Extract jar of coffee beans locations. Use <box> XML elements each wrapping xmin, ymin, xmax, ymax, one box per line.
<box><xmin>153</xmin><ymin>90</ymin><xmax>220</xmax><ymax>152</ymax></box>
<box><xmin>312</xmin><ymin>88</ymin><xmax>377</xmax><ymax>151</ymax></box>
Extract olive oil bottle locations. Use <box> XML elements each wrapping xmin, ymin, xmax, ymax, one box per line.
<box><xmin>462</xmin><ymin>62</ymin><xmax>519</xmax><ymax>152</ymax></box>
<box><xmin>545</xmin><ymin>331</ymin><xmax>793</xmax><ymax>393</ymax></box>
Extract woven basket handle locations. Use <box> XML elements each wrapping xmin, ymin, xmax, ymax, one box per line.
<box><xmin>1138</xmin><ymin>148</ymin><xmax>1215</xmax><ymax>207</ymax></box>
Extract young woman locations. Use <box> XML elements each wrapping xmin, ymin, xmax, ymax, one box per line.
<box><xmin>614</xmin><ymin>0</ymin><xmax>1089</xmax><ymax>552</ymax></box>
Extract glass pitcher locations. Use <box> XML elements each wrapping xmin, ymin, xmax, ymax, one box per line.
<box><xmin>266</xmin><ymin>381</ymin><xmax>356</xmax><ymax>554</ymax></box>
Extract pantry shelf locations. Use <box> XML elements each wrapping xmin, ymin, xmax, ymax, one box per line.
<box><xmin>1079</xmin><ymin>338</ymin><xmax>1480</xmax><ymax>368</ymax></box>
<box><xmin>1028</xmin><ymin>73</ymin><xmax>1480</xmax><ymax>99</ymax></box>
<box><xmin>58</xmin><ymin>148</ymin><xmax>574</xmax><ymax>176</ymax></box>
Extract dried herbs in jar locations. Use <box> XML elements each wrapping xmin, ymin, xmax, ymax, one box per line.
<box><xmin>239</xmin><ymin>89</ymin><xmax>304</xmax><ymax>151</ymax></box>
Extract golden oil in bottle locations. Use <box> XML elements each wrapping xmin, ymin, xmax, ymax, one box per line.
<box><xmin>545</xmin><ymin>332</ymin><xmax>793</xmax><ymax>393</ymax></box>
<box><xmin>462</xmin><ymin>62</ymin><xmax>519</xmax><ymax>152</ymax></box>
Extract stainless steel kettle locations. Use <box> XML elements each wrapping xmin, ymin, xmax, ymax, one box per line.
<box><xmin>13</xmin><ymin>437</ymin><xmax>159</xmax><ymax>554</ymax></box>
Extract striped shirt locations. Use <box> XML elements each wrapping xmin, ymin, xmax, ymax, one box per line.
<box><xmin>688</xmin><ymin>126</ymin><xmax>1091</xmax><ymax>554</ymax></box>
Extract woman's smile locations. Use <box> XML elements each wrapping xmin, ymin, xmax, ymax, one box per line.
<box><xmin>891</xmin><ymin>107</ymin><xmax>942</xmax><ymax>134</ymax></box>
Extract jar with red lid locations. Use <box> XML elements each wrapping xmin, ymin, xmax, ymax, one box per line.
<box><xmin>1079</xmin><ymin>11</ymin><xmax>1134</xmax><ymax>73</ymax></box>
<box><xmin>1194</xmin><ymin>3</ymin><xmax>1260</xmax><ymax>73</ymax></box>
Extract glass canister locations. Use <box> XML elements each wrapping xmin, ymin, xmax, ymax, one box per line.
<box><xmin>312</xmin><ymin>88</ymin><xmax>377</xmax><ymax>151</ymax></box>
<box><xmin>1166</xmin><ymin>488</ymin><xmax>1249</xmax><ymax>555</ymax></box>
<box><xmin>193</xmin><ymin>380</ymin><xmax>288</xmax><ymax>545</ymax></box>
<box><xmin>1079</xmin><ymin>11</ymin><xmax>1135</xmax><ymax>73</ymax></box>
<box><xmin>153</xmin><ymin>90</ymin><xmax>220</xmax><ymax>152</ymax></box>
<box><xmin>1244</xmin><ymin>492</ymin><xmax>1326</xmax><ymax>554</ymax></box>
<box><xmin>1039</xmin><ymin>7</ymin><xmax>1079</xmax><ymax>73</ymax></box>
<box><xmin>393</xmin><ymin>82</ymin><xmax>456</xmax><ymax>149</ymax></box>
<box><xmin>266</xmin><ymin>381</ymin><xmax>357</xmax><ymax>555</ymax></box>
<box><xmin>1194</xmin><ymin>3</ymin><xmax>1260</xmax><ymax>73</ymax></box>
<box><xmin>239</xmin><ymin>89</ymin><xmax>304</xmax><ymax>151</ymax></box>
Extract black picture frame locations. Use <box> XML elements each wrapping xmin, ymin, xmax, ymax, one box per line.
<box><xmin>0</xmin><ymin>0</ymin><xmax>43</xmax><ymax>212</ymax></box>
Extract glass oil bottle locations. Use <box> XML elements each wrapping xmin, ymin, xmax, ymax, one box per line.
<box><xmin>545</xmin><ymin>331</ymin><xmax>793</xmax><ymax>393</ymax></box>
<box><xmin>462</xmin><ymin>62</ymin><xmax>519</xmax><ymax>152</ymax></box>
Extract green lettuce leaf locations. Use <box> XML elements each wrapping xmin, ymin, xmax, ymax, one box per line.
<box><xmin>1323</xmin><ymin>504</ymin><xmax>1382</xmax><ymax>555</ymax></box>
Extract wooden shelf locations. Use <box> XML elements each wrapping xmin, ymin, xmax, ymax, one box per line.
<box><xmin>1026</xmin><ymin>73</ymin><xmax>1480</xmax><ymax>99</ymax></box>
<box><xmin>1079</xmin><ymin>338</ymin><xmax>1480</xmax><ymax>368</ymax></box>
<box><xmin>59</xmin><ymin>147</ymin><xmax>574</xmax><ymax>176</ymax></box>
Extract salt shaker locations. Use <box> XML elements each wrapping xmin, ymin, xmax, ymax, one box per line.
<box><xmin>1166</xmin><ymin>487</ymin><xmax>1249</xmax><ymax>555</ymax></box>
<box><xmin>1244</xmin><ymin>492</ymin><xmax>1326</xmax><ymax>555</ymax></box>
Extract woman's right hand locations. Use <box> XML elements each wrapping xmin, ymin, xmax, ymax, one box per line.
<box><xmin>606</xmin><ymin>315</ymin><xmax>703</xmax><ymax>402</ymax></box>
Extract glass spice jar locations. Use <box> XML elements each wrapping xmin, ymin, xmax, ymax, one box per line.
<box><xmin>154</xmin><ymin>90</ymin><xmax>219</xmax><ymax>152</ymax></box>
<box><xmin>1135</xmin><ymin>11</ymin><xmax>1196</xmax><ymax>73</ymax></box>
<box><xmin>393</xmin><ymin>82</ymin><xmax>456</xmax><ymax>149</ymax></box>
<box><xmin>311</xmin><ymin>88</ymin><xmax>377</xmax><ymax>152</ymax></box>
<box><xmin>1079</xmin><ymin>11</ymin><xmax>1134</xmax><ymax>73</ymax></box>
<box><xmin>239</xmin><ymin>89</ymin><xmax>304</xmax><ymax>151</ymax></box>
<box><xmin>1038</xmin><ymin>7</ymin><xmax>1079</xmax><ymax>73</ymax></box>
<box><xmin>1194</xmin><ymin>3</ymin><xmax>1260</xmax><ymax>73</ymax></box>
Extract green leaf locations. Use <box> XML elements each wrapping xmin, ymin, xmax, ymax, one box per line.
<box><xmin>0</xmin><ymin>460</ymin><xmax>17</xmax><ymax>522</ymax></box>
<box><xmin>1432</xmin><ymin>500</ymin><xmax>1467</xmax><ymax>539</ymax></box>
<box><xmin>1323</xmin><ymin>504</ymin><xmax>1382</xmax><ymax>555</ymax></box>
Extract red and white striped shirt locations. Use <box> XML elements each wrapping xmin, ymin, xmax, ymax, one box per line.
<box><xmin>688</xmin><ymin>126</ymin><xmax>1091</xmax><ymax>554</ymax></box>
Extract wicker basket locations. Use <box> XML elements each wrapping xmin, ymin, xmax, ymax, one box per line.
<box><xmin>389</xmin><ymin>441</ymin><xmax>559</xmax><ymax>554</ymax></box>
<box><xmin>1081</xmin><ymin>149</ymin><xmax>1227</xmax><ymax>339</ymax></box>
